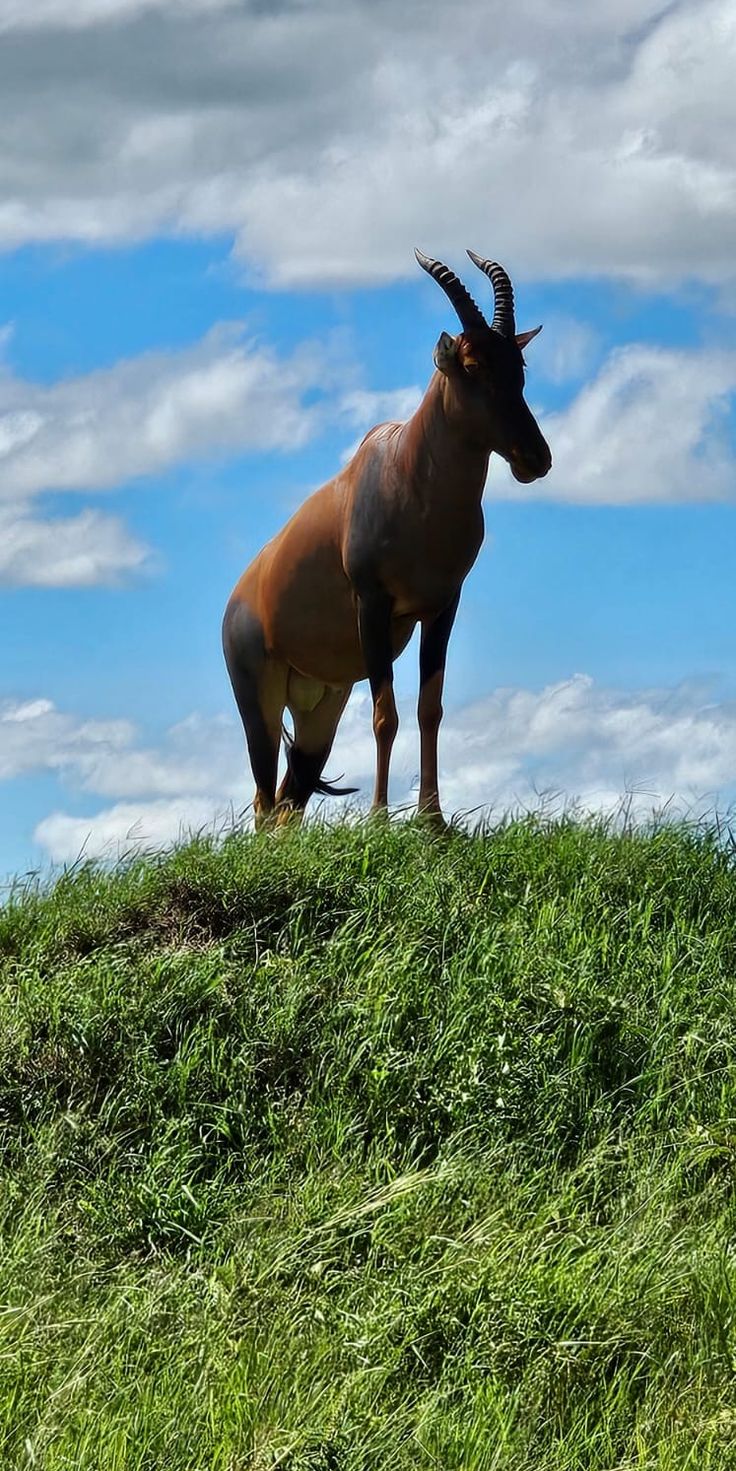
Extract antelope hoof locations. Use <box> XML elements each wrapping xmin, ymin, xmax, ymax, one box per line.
<box><xmin>367</xmin><ymin>803</ymin><xmax>390</xmax><ymax>824</ymax></box>
<box><xmin>254</xmin><ymin>802</ymin><xmax>276</xmax><ymax>833</ymax></box>
<box><xmin>274</xmin><ymin>801</ymin><xmax>304</xmax><ymax>830</ymax></box>
<box><xmin>417</xmin><ymin>805</ymin><xmax>450</xmax><ymax>836</ymax></box>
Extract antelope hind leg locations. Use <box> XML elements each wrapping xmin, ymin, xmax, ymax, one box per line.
<box><xmin>222</xmin><ymin>599</ymin><xmax>288</xmax><ymax>828</ymax></box>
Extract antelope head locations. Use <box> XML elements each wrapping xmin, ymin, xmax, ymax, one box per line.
<box><xmin>415</xmin><ymin>247</ymin><xmax>552</xmax><ymax>484</ymax></box>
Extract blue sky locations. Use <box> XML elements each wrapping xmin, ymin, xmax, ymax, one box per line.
<box><xmin>1</xmin><ymin>0</ymin><xmax>736</xmax><ymax>878</ymax></box>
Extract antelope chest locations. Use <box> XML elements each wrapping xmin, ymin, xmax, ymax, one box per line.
<box><xmin>344</xmin><ymin>448</ymin><xmax>485</xmax><ymax>619</ymax></box>
<box><xmin>384</xmin><ymin>504</ymin><xmax>484</xmax><ymax>618</ymax></box>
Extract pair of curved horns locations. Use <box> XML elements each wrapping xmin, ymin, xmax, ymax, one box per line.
<box><xmin>414</xmin><ymin>246</ymin><xmax>516</xmax><ymax>339</ymax></box>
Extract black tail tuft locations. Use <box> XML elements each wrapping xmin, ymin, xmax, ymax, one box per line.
<box><xmin>280</xmin><ymin>727</ymin><xmax>358</xmax><ymax>804</ymax></box>
<box><xmin>314</xmin><ymin>775</ymin><xmax>359</xmax><ymax>797</ymax></box>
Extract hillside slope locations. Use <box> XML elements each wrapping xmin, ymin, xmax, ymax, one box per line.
<box><xmin>1</xmin><ymin>818</ymin><xmax>735</xmax><ymax>1469</ymax></box>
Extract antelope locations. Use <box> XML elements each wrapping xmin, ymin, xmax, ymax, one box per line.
<box><xmin>223</xmin><ymin>248</ymin><xmax>552</xmax><ymax>829</ymax></box>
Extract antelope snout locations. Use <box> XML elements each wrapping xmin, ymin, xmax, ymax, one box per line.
<box><xmin>510</xmin><ymin>439</ymin><xmax>552</xmax><ymax>483</ymax></box>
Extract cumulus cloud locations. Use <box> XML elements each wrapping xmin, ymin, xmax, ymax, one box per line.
<box><xmin>7</xmin><ymin>675</ymin><xmax>735</xmax><ymax>862</ymax></box>
<box><xmin>0</xmin><ymin>323</ymin><xmax>326</xmax><ymax>585</ymax></box>
<box><xmin>2</xmin><ymin>697</ymin><xmax>241</xmax><ymax>862</ymax></box>
<box><xmin>492</xmin><ymin>344</ymin><xmax>736</xmax><ymax>504</ymax></box>
<box><xmin>0</xmin><ymin>324</ymin><xmax>321</xmax><ymax>503</ymax></box>
<box><xmin>530</xmin><ymin>317</ymin><xmax>602</xmax><ymax>389</ymax></box>
<box><xmin>0</xmin><ymin>698</ymin><xmax>240</xmax><ymax>792</ymax></box>
<box><xmin>0</xmin><ymin>697</ymin><xmax>134</xmax><ymax>780</ymax></box>
<box><xmin>35</xmin><ymin>798</ymin><xmax>227</xmax><ymax>867</ymax></box>
<box><xmin>0</xmin><ymin>0</ymin><xmax>733</xmax><ymax>286</ymax></box>
<box><xmin>0</xmin><ymin>504</ymin><xmax>148</xmax><ymax>586</ymax></box>
<box><xmin>340</xmin><ymin>386</ymin><xmax>423</xmax><ymax>432</ymax></box>
<box><xmin>429</xmin><ymin>676</ymin><xmax>736</xmax><ymax>816</ymax></box>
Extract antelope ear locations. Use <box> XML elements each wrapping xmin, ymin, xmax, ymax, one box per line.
<box><xmin>515</xmin><ymin>324</ymin><xmax>543</xmax><ymax>350</ymax></box>
<box><xmin>433</xmin><ymin>330</ymin><xmax>458</xmax><ymax>374</ymax></box>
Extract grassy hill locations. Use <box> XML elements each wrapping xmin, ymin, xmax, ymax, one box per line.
<box><xmin>1</xmin><ymin>816</ymin><xmax>735</xmax><ymax>1469</ymax></box>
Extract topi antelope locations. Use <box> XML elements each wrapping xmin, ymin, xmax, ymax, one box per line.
<box><xmin>223</xmin><ymin>248</ymin><xmax>552</xmax><ymax>829</ymax></box>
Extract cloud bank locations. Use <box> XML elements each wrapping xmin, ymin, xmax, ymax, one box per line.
<box><xmin>0</xmin><ymin>0</ymin><xmax>733</xmax><ymax>287</ymax></box>
<box><xmin>2</xmin><ymin>675</ymin><xmax>732</xmax><ymax>863</ymax></box>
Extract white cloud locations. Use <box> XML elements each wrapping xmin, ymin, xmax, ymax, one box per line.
<box><xmin>0</xmin><ymin>697</ymin><xmax>134</xmax><ymax>780</ymax></box>
<box><xmin>429</xmin><ymin>676</ymin><xmax>736</xmax><ymax>815</ymax></box>
<box><xmin>492</xmin><ymin>344</ymin><xmax>736</xmax><ymax>504</ymax></box>
<box><xmin>0</xmin><ymin>504</ymin><xmax>148</xmax><ymax>586</ymax></box>
<box><xmin>0</xmin><ymin>323</ymin><xmax>326</xmax><ymax>586</ymax></box>
<box><xmin>0</xmin><ymin>1</ymin><xmax>733</xmax><ymax>286</ymax></box>
<box><xmin>0</xmin><ymin>324</ymin><xmax>320</xmax><ymax>503</ymax></box>
<box><xmin>35</xmin><ymin>797</ymin><xmax>227</xmax><ymax>866</ymax></box>
<box><xmin>0</xmin><ymin>698</ymin><xmax>240</xmax><ymax>792</ymax></box>
<box><xmin>531</xmin><ymin>317</ymin><xmax>601</xmax><ymax>388</ymax></box>
<box><xmin>72</xmin><ymin>712</ymin><xmax>244</xmax><ymax>799</ymax></box>
<box><xmin>340</xmin><ymin>386</ymin><xmax>423</xmax><ymax>431</ymax></box>
<box><xmin>6</xmin><ymin>674</ymin><xmax>734</xmax><ymax>863</ymax></box>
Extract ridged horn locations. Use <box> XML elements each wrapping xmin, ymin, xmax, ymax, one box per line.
<box><xmin>466</xmin><ymin>249</ymin><xmax>516</xmax><ymax>338</ymax></box>
<box><xmin>414</xmin><ymin>248</ymin><xmax>489</xmax><ymax>335</ymax></box>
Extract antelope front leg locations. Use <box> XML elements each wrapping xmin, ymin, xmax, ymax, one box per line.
<box><xmin>418</xmin><ymin>592</ymin><xmax>460</xmax><ymax>825</ymax></box>
<box><xmin>357</xmin><ymin>586</ymin><xmax>398</xmax><ymax>814</ymax></box>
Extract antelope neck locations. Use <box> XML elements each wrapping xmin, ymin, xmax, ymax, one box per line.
<box><xmin>397</xmin><ymin>373</ymin><xmax>490</xmax><ymax>505</ymax></box>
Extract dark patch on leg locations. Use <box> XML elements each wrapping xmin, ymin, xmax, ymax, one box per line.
<box><xmin>419</xmin><ymin>591</ymin><xmax>461</xmax><ymax>684</ymax></box>
<box><xmin>222</xmin><ymin>599</ymin><xmax>278</xmax><ymax>810</ymax></box>
<box><xmin>417</xmin><ymin>592</ymin><xmax>460</xmax><ymax>823</ymax></box>
<box><xmin>355</xmin><ymin>583</ymin><xmax>394</xmax><ymax>699</ymax></box>
<box><xmin>355</xmin><ymin>584</ymin><xmax>399</xmax><ymax>811</ymax></box>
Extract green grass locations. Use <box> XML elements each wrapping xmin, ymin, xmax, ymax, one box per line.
<box><xmin>2</xmin><ymin>815</ymin><xmax>736</xmax><ymax>1468</ymax></box>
